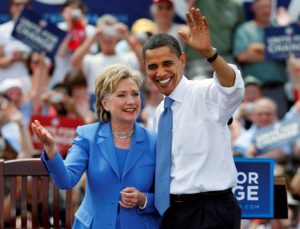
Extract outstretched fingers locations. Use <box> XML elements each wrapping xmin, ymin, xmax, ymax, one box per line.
<box><xmin>192</xmin><ymin>8</ymin><xmax>203</xmax><ymax>27</ymax></box>
<box><xmin>185</xmin><ymin>11</ymin><xmax>194</xmax><ymax>29</ymax></box>
<box><xmin>202</xmin><ymin>16</ymin><xmax>209</xmax><ymax>30</ymax></box>
<box><xmin>31</xmin><ymin>120</ymin><xmax>51</xmax><ymax>144</ymax></box>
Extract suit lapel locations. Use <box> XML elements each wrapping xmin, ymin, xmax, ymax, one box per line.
<box><xmin>122</xmin><ymin>124</ymin><xmax>145</xmax><ymax>179</ymax></box>
<box><xmin>97</xmin><ymin>122</ymin><xmax>120</xmax><ymax>179</ymax></box>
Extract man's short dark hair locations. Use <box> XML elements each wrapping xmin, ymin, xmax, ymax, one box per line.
<box><xmin>142</xmin><ymin>33</ymin><xmax>182</xmax><ymax>62</ymax></box>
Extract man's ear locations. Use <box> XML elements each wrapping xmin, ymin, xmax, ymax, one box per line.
<box><xmin>180</xmin><ymin>52</ymin><xmax>186</xmax><ymax>68</ymax></box>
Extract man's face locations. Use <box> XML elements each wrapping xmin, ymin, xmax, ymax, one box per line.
<box><xmin>5</xmin><ymin>87</ymin><xmax>23</xmax><ymax>108</ymax></box>
<box><xmin>144</xmin><ymin>46</ymin><xmax>185</xmax><ymax>96</ymax></box>
<box><xmin>252</xmin><ymin>0</ymin><xmax>272</xmax><ymax>23</ymax></box>
<box><xmin>253</xmin><ymin>102</ymin><xmax>277</xmax><ymax>128</ymax></box>
<box><xmin>244</xmin><ymin>84</ymin><xmax>262</xmax><ymax>102</ymax></box>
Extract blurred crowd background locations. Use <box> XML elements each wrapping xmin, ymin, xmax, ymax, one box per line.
<box><xmin>1</xmin><ymin>0</ymin><xmax>300</xmax><ymax>228</ymax></box>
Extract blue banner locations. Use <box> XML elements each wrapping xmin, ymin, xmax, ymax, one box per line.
<box><xmin>234</xmin><ymin>158</ymin><xmax>274</xmax><ymax>218</ymax></box>
<box><xmin>254</xmin><ymin>115</ymin><xmax>300</xmax><ymax>152</ymax></box>
<box><xmin>11</xmin><ymin>8</ymin><xmax>66</xmax><ymax>59</ymax></box>
<box><xmin>265</xmin><ymin>24</ymin><xmax>300</xmax><ymax>60</ymax></box>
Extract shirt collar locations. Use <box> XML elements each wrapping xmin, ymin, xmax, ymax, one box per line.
<box><xmin>168</xmin><ymin>76</ymin><xmax>189</xmax><ymax>103</ymax></box>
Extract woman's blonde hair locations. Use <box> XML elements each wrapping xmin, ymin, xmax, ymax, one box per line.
<box><xmin>95</xmin><ymin>64</ymin><xmax>143</xmax><ymax>122</ymax></box>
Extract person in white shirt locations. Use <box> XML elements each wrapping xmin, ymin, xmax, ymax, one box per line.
<box><xmin>71</xmin><ymin>14</ymin><xmax>139</xmax><ymax>95</ymax></box>
<box><xmin>142</xmin><ymin>7</ymin><xmax>244</xmax><ymax>229</ymax></box>
<box><xmin>0</xmin><ymin>0</ymin><xmax>31</xmax><ymax>86</ymax></box>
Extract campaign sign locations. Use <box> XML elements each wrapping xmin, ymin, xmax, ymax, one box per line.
<box><xmin>254</xmin><ymin>115</ymin><xmax>300</xmax><ymax>153</ymax></box>
<box><xmin>265</xmin><ymin>24</ymin><xmax>300</xmax><ymax>60</ymax></box>
<box><xmin>12</xmin><ymin>8</ymin><xmax>66</xmax><ymax>59</ymax></box>
<box><xmin>30</xmin><ymin>115</ymin><xmax>84</xmax><ymax>157</ymax></box>
<box><xmin>234</xmin><ymin>158</ymin><xmax>274</xmax><ymax>218</ymax></box>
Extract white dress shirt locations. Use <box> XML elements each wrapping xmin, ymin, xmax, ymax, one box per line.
<box><xmin>0</xmin><ymin>21</ymin><xmax>31</xmax><ymax>85</ymax></box>
<box><xmin>153</xmin><ymin>64</ymin><xmax>245</xmax><ymax>194</ymax></box>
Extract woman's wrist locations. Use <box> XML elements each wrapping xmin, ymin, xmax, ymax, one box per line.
<box><xmin>45</xmin><ymin>144</ymin><xmax>56</xmax><ymax>160</ymax></box>
<box><xmin>138</xmin><ymin>192</ymin><xmax>147</xmax><ymax>209</ymax></box>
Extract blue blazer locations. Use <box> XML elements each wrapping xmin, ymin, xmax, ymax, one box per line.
<box><xmin>42</xmin><ymin>122</ymin><xmax>160</xmax><ymax>229</ymax></box>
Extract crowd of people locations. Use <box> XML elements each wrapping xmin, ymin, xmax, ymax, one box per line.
<box><xmin>1</xmin><ymin>0</ymin><xmax>300</xmax><ymax>228</ymax></box>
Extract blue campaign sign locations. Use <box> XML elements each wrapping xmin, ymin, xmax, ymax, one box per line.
<box><xmin>254</xmin><ymin>115</ymin><xmax>300</xmax><ymax>153</ymax></box>
<box><xmin>265</xmin><ymin>24</ymin><xmax>300</xmax><ymax>60</ymax></box>
<box><xmin>11</xmin><ymin>8</ymin><xmax>66</xmax><ymax>59</ymax></box>
<box><xmin>234</xmin><ymin>158</ymin><xmax>274</xmax><ymax>218</ymax></box>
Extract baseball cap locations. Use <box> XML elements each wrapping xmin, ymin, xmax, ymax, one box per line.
<box><xmin>244</xmin><ymin>76</ymin><xmax>262</xmax><ymax>87</ymax></box>
<box><xmin>131</xmin><ymin>18</ymin><xmax>156</xmax><ymax>34</ymax></box>
<box><xmin>152</xmin><ymin>0</ymin><xmax>173</xmax><ymax>5</ymax></box>
<box><xmin>0</xmin><ymin>78</ymin><xmax>25</xmax><ymax>94</ymax></box>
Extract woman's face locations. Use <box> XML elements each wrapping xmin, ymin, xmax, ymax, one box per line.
<box><xmin>102</xmin><ymin>78</ymin><xmax>141</xmax><ymax>126</ymax></box>
<box><xmin>153</xmin><ymin>2</ymin><xmax>174</xmax><ymax>24</ymax></box>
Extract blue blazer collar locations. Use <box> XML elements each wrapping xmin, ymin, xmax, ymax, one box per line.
<box><xmin>97</xmin><ymin>122</ymin><xmax>146</xmax><ymax>180</ymax></box>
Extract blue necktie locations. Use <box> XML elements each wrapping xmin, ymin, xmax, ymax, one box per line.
<box><xmin>155</xmin><ymin>96</ymin><xmax>174</xmax><ymax>216</ymax></box>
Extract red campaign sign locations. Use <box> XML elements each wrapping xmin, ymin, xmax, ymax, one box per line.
<box><xmin>30</xmin><ymin>115</ymin><xmax>84</xmax><ymax>157</ymax></box>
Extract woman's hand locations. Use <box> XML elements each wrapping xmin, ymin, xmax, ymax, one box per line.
<box><xmin>31</xmin><ymin>120</ymin><xmax>56</xmax><ymax>159</ymax></box>
<box><xmin>119</xmin><ymin>187</ymin><xmax>146</xmax><ymax>209</ymax></box>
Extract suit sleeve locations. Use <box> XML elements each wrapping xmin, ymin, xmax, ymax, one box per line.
<box><xmin>136</xmin><ymin>192</ymin><xmax>156</xmax><ymax>214</ymax></box>
<box><xmin>41</xmin><ymin>126</ymin><xmax>89</xmax><ymax>189</ymax></box>
<box><xmin>137</xmin><ymin>130</ymin><xmax>158</xmax><ymax>215</ymax></box>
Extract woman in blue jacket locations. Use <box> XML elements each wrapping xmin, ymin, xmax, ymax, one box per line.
<box><xmin>31</xmin><ymin>64</ymin><xmax>160</xmax><ymax>229</ymax></box>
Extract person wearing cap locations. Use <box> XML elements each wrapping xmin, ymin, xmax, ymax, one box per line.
<box><xmin>143</xmin><ymin>7</ymin><xmax>244</xmax><ymax>229</ymax></box>
<box><xmin>0</xmin><ymin>93</ymin><xmax>21</xmax><ymax>160</ymax></box>
<box><xmin>0</xmin><ymin>78</ymin><xmax>32</xmax><ymax>127</ymax></box>
<box><xmin>0</xmin><ymin>93</ymin><xmax>33</xmax><ymax>160</ymax></box>
<box><xmin>151</xmin><ymin>0</ymin><xmax>188</xmax><ymax>50</ymax></box>
<box><xmin>115</xmin><ymin>18</ymin><xmax>156</xmax><ymax>73</ymax></box>
<box><xmin>131</xmin><ymin>18</ymin><xmax>156</xmax><ymax>43</ymax></box>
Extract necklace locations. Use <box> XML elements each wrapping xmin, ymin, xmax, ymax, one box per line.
<box><xmin>112</xmin><ymin>129</ymin><xmax>133</xmax><ymax>139</ymax></box>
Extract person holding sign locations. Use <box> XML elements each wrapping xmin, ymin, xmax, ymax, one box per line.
<box><xmin>143</xmin><ymin>7</ymin><xmax>244</xmax><ymax>229</ymax></box>
<box><xmin>31</xmin><ymin>65</ymin><xmax>160</xmax><ymax>229</ymax></box>
<box><xmin>233</xmin><ymin>0</ymin><xmax>289</xmax><ymax>119</ymax></box>
<box><xmin>248</xmin><ymin>97</ymin><xmax>292</xmax><ymax>160</ymax></box>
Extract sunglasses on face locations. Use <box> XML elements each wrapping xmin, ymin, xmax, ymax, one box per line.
<box><xmin>31</xmin><ymin>60</ymin><xmax>41</xmax><ymax>65</ymax></box>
